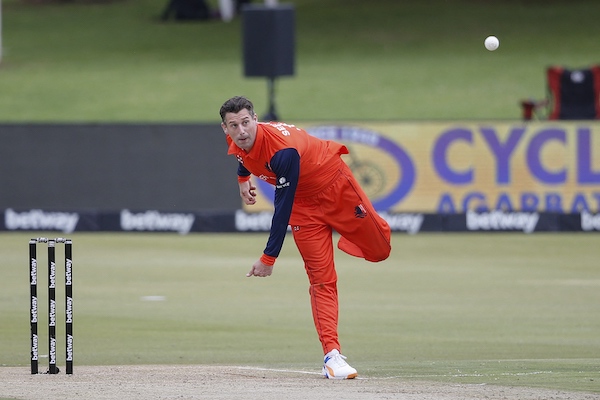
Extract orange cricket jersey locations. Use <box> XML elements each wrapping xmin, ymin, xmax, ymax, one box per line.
<box><xmin>227</xmin><ymin>122</ymin><xmax>349</xmax><ymax>197</ymax></box>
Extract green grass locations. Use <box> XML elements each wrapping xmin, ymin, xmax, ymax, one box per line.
<box><xmin>1</xmin><ymin>0</ymin><xmax>600</xmax><ymax>121</ymax></box>
<box><xmin>0</xmin><ymin>232</ymin><xmax>598</xmax><ymax>393</ymax></box>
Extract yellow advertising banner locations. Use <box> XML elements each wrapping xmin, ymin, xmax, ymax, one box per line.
<box><xmin>246</xmin><ymin>122</ymin><xmax>600</xmax><ymax>213</ymax></box>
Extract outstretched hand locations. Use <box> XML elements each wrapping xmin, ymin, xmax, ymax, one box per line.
<box><xmin>246</xmin><ymin>260</ymin><xmax>273</xmax><ymax>277</ymax></box>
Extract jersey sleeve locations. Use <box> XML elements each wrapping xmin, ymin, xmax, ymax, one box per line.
<box><xmin>261</xmin><ymin>148</ymin><xmax>300</xmax><ymax>265</ymax></box>
<box><xmin>237</xmin><ymin>163</ymin><xmax>251</xmax><ymax>181</ymax></box>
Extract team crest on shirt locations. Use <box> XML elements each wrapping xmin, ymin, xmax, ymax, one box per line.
<box><xmin>354</xmin><ymin>204</ymin><xmax>367</xmax><ymax>218</ymax></box>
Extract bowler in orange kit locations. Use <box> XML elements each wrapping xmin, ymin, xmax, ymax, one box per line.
<box><xmin>220</xmin><ymin>96</ymin><xmax>391</xmax><ymax>379</ymax></box>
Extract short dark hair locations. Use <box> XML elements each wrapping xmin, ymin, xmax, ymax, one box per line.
<box><xmin>219</xmin><ymin>96</ymin><xmax>255</xmax><ymax>122</ymax></box>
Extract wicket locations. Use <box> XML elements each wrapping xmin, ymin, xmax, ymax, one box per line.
<box><xmin>29</xmin><ymin>237</ymin><xmax>73</xmax><ymax>375</ymax></box>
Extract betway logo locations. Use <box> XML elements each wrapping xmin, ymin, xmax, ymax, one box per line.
<box><xmin>380</xmin><ymin>212</ymin><xmax>423</xmax><ymax>234</ymax></box>
<box><xmin>4</xmin><ymin>209</ymin><xmax>79</xmax><ymax>233</ymax></box>
<box><xmin>31</xmin><ymin>334</ymin><xmax>38</xmax><ymax>361</ymax></box>
<box><xmin>120</xmin><ymin>210</ymin><xmax>195</xmax><ymax>234</ymax></box>
<box><xmin>66</xmin><ymin>334</ymin><xmax>74</xmax><ymax>362</ymax></box>
<box><xmin>466</xmin><ymin>211</ymin><xmax>539</xmax><ymax>233</ymax></box>
<box><xmin>235</xmin><ymin>210</ymin><xmax>424</xmax><ymax>234</ymax></box>
<box><xmin>31</xmin><ymin>295</ymin><xmax>38</xmax><ymax>323</ymax></box>
<box><xmin>235</xmin><ymin>210</ymin><xmax>273</xmax><ymax>231</ymax></box>
<box><xmin>581</xmin><ymin>211</ymin><xmax>600</xmax><ymax>231</ymax></box>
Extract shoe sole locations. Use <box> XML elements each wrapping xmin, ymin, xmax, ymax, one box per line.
<box><xmin>322</xmin><ymin>367</ymin><xmax>358</xmax><ymax>380</ymax></box>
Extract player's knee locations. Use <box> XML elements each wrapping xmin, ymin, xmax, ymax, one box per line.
<box><xmin>309</xmin><ymin>280</ymin><xmax>337</xmax><ymax>294</ymax></box>
<box><xmin>365</xmin><ymin>243</ymin><xmax>391</xmax><ymax>262</ymax></box>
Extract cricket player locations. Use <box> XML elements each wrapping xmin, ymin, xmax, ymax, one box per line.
<box><xmin>220</xmin><ymin>96</ymin><xmax>391</xmax><ymax>379</ymax></box>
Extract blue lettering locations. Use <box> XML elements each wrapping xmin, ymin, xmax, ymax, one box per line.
<box><xmin>577</xmin><ymin>128</ymin><xmax>600</xmax><ymax>183</ymax></box>
<box><xmin>463</xmin><ymin>192</ymin><xmax>488</xmax><ymax>212</ymax></box>
<box><xmin>437</xmin><ymin>193</ymin><xmax>456</xmax><ymax>213</ymax></box>
<box><xmin>495</xmin><ymin>193</ymin><xmax>514</xmax><ymax>211</ymax></box>
<box><xmin>571</xmin><ymin>193</ymin><xmax>590</xmax><ymax>213</ymax></box>
<box><xmin>433</xmin><ymin>128</ymin><xmax>473</xmax><ymax>184</ymax></box>
<box><xmin>526</xmin><ymin>129</ymin><xmax>566</xmax><ymax>184</ymax></box>
<box><xmin>480</xmin><ymin>127</ymin><xmax>525</xmax><ymax>184</ymax></box>
<box><xmin>521</xmin><ymin>193</ymin><xmax>539</xmax><ymax>211</ymax></box>
<box><xmin>438</xmin><ymin>191</ymin><xmax>600</xmax><ymax>214</ymax></box>
<box><xmin>545</xmin><ymin>193</ymin><xmax>563</xmax><ymax>212</ymax></box>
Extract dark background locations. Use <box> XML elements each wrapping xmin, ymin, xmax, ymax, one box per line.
<box><xmin>0</xmin><ymin>124</ymin><xmax>241</xmax><ymax>212</ymax></box>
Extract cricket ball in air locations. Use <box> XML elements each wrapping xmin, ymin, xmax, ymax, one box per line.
<box><xmin>484</xmin><ymin>36</ymin><xmax>500</xmax><ymax>51</ymax></box>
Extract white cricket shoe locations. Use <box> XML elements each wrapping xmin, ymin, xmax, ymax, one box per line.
<box><xmin>322</xmin><ymin>349</ymin><xmax>358</xmax><ymax>380</ymax></box>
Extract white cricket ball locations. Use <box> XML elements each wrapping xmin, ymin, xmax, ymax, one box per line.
<box><xmin>484</xmin><ymin>36</ymin><xmax>500</xmax><ymax>51</ymax></box>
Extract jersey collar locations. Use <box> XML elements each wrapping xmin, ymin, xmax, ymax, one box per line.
<box><xmin>226</xmin><ymin>123</ymin><xmax>265</xmax><ymax>159</ymax></box>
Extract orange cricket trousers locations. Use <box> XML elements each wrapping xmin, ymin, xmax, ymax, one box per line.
<box><xmin>289</xmin><ymin>161</ymin><xmax>391</xmax><ymax>355</ymax></box>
